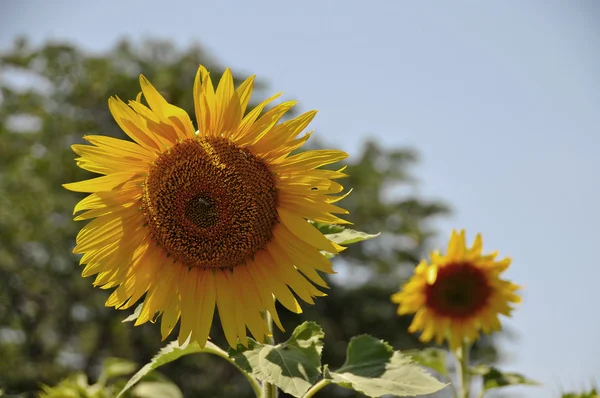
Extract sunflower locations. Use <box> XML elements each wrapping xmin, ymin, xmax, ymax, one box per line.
<box><xmin>64</xmin><ymin>66</ymin><xmax>350</xmax><ymax>348</ymax></box>
<box><xmin>391</xmin><ymin>230</ymin><xmax>521</xmax><ymax>350</ymax></box>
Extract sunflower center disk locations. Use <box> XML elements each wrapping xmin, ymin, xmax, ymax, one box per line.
<box><xmin>425</xmin><ymin>262</ymin><xmax>491</xmax><ymax>318</ymax></box>
<box><xmin>184</xmin><ymin>195</ymin><xmax>217</xmax><ymax>228</ymax></box>
<box><xmin>142</xmin><ymin>138</ymin><xmax>279</xmax><ymax>269</ymax></box>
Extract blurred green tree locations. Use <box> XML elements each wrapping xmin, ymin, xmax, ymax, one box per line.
<box><xmin>0</xmin><ymin>37</ymin><xmax>492</xmax><ymax>397</ymax></box>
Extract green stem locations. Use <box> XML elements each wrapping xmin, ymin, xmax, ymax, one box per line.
<box><xmin>454</xmin><ymin>341</ymin><xmax>472</xmax><ymax>398</ymax></box>
<box><xmin>202</xmin><ymin>343</ymin><xmax>262</xmax><ymax>398</ymax></box>
<box><xmin>302</xmin><ymin>378</ymin><xmax>332</xmax><ymax>398</ymax></box>
<box><xmin>261</xmin><ymin>310</ymin><xmax>278</xmax><ymax>398</ymax></box>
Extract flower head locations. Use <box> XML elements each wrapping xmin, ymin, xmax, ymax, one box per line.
<box><xmin>391</xmin><ymin>230</ymin><xmax>521</xmax><ymax>350</ymax></box>
<box><xmin>64</xmin><ymin>66</ymin><xmax>350</xmax><ymax>348</ymax></box>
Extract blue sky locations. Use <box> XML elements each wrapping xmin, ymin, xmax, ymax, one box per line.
<box><xmin>2</xmin><ymin>1</ymin><xmax>599</xmax><ymax>396</ymax></box>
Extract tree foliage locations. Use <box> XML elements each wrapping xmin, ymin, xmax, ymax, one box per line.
<box><xmin>0</xmin><ymin>37</ymin><xmax>462</xmax><ymax>397</ymax></box>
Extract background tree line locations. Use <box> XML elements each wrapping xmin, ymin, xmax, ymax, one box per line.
<box><xmin>0</xmin><ymin>38</ymin><xmax>498</xmax><ymax>397</ymax></box>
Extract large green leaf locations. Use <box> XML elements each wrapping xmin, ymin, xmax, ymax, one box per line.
<box><xmin>229</xmin><ymin>321</ymin><xmax>324</xmax><ymax>397</ymax></box>
<box><xmin>403</xmin><ymin>348</ymin><xmax>449</xmax><ymax>377</ymax></box>
<box><xmin>471</xmin><ymin>365</ymin><xmax>539</xmax><ymax>392</ymax></box>
<box><xmin>327</xmin><ymin>335</ymin><xmax>446</xmax><ymax>397</ymax></box>
<box><xmin>117</xmin><ymin>340</ymin><xmax>220</xmax><ymax>397</ymax></box>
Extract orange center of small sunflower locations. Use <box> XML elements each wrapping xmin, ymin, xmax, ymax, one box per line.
<box><xmin>425</xmin><ymin>262</ymin><xmax>491</xmax><ymax>318</ymax></box>
<box><xmin>142</xmin><ymin>137</ymin><xmax>279</xmax><ymax>269</ymax></box>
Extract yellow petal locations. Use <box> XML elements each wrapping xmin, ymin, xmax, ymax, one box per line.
<box><xmin>215</xmin><ymin>270</ymin><xmax>242</xmax><ymax>348</ymax></box>
<box><xmin>277</xmin><ymin>208</ymin><xmax>341</xmax><ymax>253</ymax></box>
<box><xmin>63</xmin><ymin>172</ymin><xmax>141</xmax><ymax>193</ymax></box>
<box><xmin>275</xmin><ymin>150</ymin><xmax>348</xmax><ymax>173</ymax></box>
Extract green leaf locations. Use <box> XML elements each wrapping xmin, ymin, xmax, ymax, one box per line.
<box><xmin>327</xmin><ymin>335</ymin><xmax>447</xmax><ymax>397</ymax></box>
<box><xmin>325</xmin><ymin>228</ymin><xmax>380</xmax><ymax>246</ymax></box>
<box><xmin>98</xmin><ymin>357</ymin><xmax>137</xmax><ymax>385</ymax></box>
<box><xmin>311</xmin><ymin>221</ymin><xmax>346</xmax><ymax>235</ymax></box>
<box><xmin>403</xmin><ymin>348</ymin><xmax>449</xmax><ymax>377</ymax></box>
<box><xmin>117</xmin><ymin>340</ymin><xmax>218</xmax><ymax>397</ymax></box>
<box><xmin>322</xmin><ymin>251</ymin><xmax>336</xmax><ymax>259</ymax></box>
<box><xmin>131</xmin><ymin>381</ymin><xmax>183</xmax><ymax>398</ymax></box>
<box><xmin>471</xmin><ymin>365</ymin><xmax>539</xmax><ymax>391</ymax></box>
<box><xmin>122</xmin><ymin>303</ymin><xmax>143</xmax><ymax>323</ymax></box>
<box><xmin>318</xmin><ymin>225</ymin><xmax>379</xmax><ymax>258</ymax></box>
<box><xmin>229</xmin><ymin>321</ymin><xmax>324</xmax><ymax>398</ymax></box>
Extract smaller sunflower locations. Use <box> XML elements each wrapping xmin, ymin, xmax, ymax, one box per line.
<box><xmin>391</xmin><ymin>230</ymin><xmax>521</xmax><ymax>350</ymax></box>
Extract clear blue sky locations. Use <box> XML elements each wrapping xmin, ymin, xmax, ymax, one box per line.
<box><xmin>2</xmin><ymin>1</ymin><xmax>599</xmax><ymax>396</ymax></box>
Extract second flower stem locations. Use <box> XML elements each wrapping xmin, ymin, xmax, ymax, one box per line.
<box><xmin>455</xmin><ymin>341</ymin><xmax>471</xmax><ymax>398</ymax></box>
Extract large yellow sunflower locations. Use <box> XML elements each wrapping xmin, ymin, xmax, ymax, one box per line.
<box><xmin>64</xmin><ymin>66</ymin><xmax>350</xmax><ymax>348</ymax></box>
<box><xmin>391</xmin><ymin>230</ymin><xmax>521</xmax><ymax>350</ymax></box>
